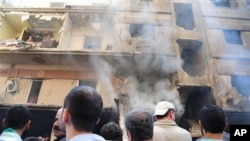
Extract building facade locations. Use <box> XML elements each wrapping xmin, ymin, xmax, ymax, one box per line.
<box><xmin>0</xmin><ymin>0</ymin><xmax>250</xmax><ymax>138</ymax></box>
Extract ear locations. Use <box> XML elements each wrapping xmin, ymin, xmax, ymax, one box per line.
<box><xmin>224</xmin><ymin>122</ymin><xmax>228</xmax><ymax>131</ymax></box>
<box><xmin>63</xmin><ymin>108</ymin><xmax>70</xmax><ymax>123</ymax></box>
<box><xmin>25</xmin><ymin>120</ymin><xmax>31</xmax><ymax>129</ymax></box>
<box><xmin>127</xmin><ymin>131</ymin><xmax>132</xmax><ymax>141</ymax></box>
<box><xmin>170</xmin><ymin>110</ymin><xmax>175</xmax><ymax>119</ymax></box>
<box><xmin>96</xmin><ymin>118</ymin><xmax>100</xmax><ymax>125</ymax></box>
<box><xmin>199</xmin><ymin>120</ymin><xmax>204</xmax><ymax>135</ymax></box>
<box><xmin>2</xmin><ymin>119</ymin><xmax>6</xmax><ymax>128</ymax></box>
<box><xmin>198</xmin><ymin>120</ymin><xmax>203</xmax><ymax>129</ymax></box>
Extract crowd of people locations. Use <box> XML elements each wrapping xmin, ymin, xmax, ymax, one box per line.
<box><xmin>0</xmin><ymin>85</ymin><xmax>229</xmax><ymax>141</ymax></box>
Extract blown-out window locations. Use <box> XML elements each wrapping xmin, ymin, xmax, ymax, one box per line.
<box><xmin>174</xmin><ymin>3</ymin><xmax>195</xmax><ymax>30</ymax></box>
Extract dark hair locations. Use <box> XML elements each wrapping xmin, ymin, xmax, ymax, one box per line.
<box><xmin>125</xmin><ymin>108</ymin><xmax>153</xmax><ymax>141</ymax></box>
<box><xmin>5</xmin><ymin>105</ymin><xmax>31</xmax><ymax>130</ymax></box>
<box><xmin>63</xmin><ymin>85</ymin><xmax>103</xmax><ymax>132</ymax></box>
<box><xmin>155</xmin><ymin>108</ymin><xmax>174</xmax><ymax>119</ymax></box>
<box><xmin>100</xmin><ymin>122</ymin><xmax>123</xmax><ymax>141</ymax></box>
<box><xmin>93</xmin><ymin>107</ymin><xmax>120</xmax><ymax>135</ymax></box>
<box><xmin>23</xmin><ymin>137</ymin><xmax>42</xmax><ymax>141</ymax></box>
<box><xmin>199</xmin><ymin>104</ymin><xmax>226</xmax><ymax>133</ymax></box>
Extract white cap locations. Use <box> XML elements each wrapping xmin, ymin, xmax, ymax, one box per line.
<box><xmin>153</xmin><ymin>101</ymin><xmax>175</xmax><ymax>116</ymax></box>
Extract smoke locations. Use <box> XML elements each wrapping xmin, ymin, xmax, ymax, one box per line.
<box><xmin>83</xmin><ymin>0</ymin><xmax>185</xmax><ymax>115</ymax></box>
<box><xmin>89</xmin><ymin>55</ymin><xmax>118</xmax><ymax>108</ymax></box>
<box><xmin>126</xmin><ymin>76</ymin><xmax>184</xmax><ymax>113</ymax></box>
<box><xmin>89</xmin><ymin>54</ymin><xmax>184</xmax><ymax>115</ymax></box>
<box><xmin>88</xmin><ymin>30</ymin><xmax>183</xmax><ymax>115</ymax></box>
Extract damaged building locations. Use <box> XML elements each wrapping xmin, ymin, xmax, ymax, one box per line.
<box><xmin>0</xmin><ymin>0</ymin><xmax>250</xmax><ymax>139</ymax></box>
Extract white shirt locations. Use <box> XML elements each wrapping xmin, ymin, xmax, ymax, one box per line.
<box><xmin>70</xmin><ymin>133</ymin><xmax>106</xmax><ymax>141</ymax></box>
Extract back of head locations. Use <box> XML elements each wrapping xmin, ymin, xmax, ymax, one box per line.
<box><xmin>199</xmin><ymin>104</ymin><xmax>226</xmax><ymax>133</ymax></box>
<box><xmin>4</xmin><ymin>104</ymin><xmax>31</xmax><ymax>130</ymax></box>
<box><xmin>23</xmin><ymin>136</ymin><xmax>42</xmax><ymax>141</ymax></box>
<box><xmin>93</xmin><ymin>107</ymin><xmax>120</xmax><ymax>135</ymax></box>
<box><xmin>63</xmin><ymin>85</ymin><xmax>103</xmax><ymax>132</ymax></box>
<box><xmin>153</xmin><ymin>101</ymin><xmax>175</xmax><ymax>117</ymax></box>
<box><xmin>125</xmin><ymin>108</ymin><xmax>153</xmax><ymax>141</ymax></box>
<box><xmin>100</xmin><ymin>122</ymin><xmax>123</xmax><ymax>141</ymax></box>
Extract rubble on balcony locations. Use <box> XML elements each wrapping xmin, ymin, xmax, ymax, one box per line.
<box><xmin>0</xmin><ymin>12</ymin><xmax>64</xmax><ymax>50</ymax></box>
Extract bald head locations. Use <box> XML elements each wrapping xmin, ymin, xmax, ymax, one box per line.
<box><xmin>53</xmin><ymin>108</ymin><xmax>65</xmax><ymax>139</ymax></box>
<box><xmin>55</xmin><ymin>108</ymin><xmax>63</xmax><ymax>119</ymax></box>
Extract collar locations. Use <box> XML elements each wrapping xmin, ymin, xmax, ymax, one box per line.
<box><xmin>1</xmin><ymin>128</ymin><xmax>22</xmax><ymax>141</ymax></box>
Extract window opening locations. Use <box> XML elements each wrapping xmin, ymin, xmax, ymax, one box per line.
<box><xmin>174</xmin><ymin>3</ymin><xmax>195</xmax><ymax>30</ymax></box>
<box><xmin>223</xmin><ymin>30</ymin><xmax>243</xmax><ymax>45</ymax></box>
<box><xmin>27</xmin><ymin>79</ymin><xmax>43</xmax><ymax>104</ymax></box>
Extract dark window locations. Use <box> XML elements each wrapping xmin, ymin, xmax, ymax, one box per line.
<box><xmin>223</xmin><ymin>30</ymin><xmax>243</xmax><ymax>45</ymax></box>
<box><xmin>129</xmin><ymin>24</ymin><xmax>155</xmax><ymax>39</ymax></box>
<box><xmin>176</xmin><ymin>39</ymin><xmax>206</xmax><ymax>77</ymax></box>
<box><xmin>27</xmin><ymin>80</ymin><xmax>43</xmax><ymax>104</ymax></box>
<box><xmin>174</xmin><ymin>3</ymin><xmax>195</xmax><ymax>30</ymax></box>
<box><xmin>231</xmin><ymin>75</ymin><xmax>250</xmax><ymax>98</ymax></box>
<box><xmin>177</xmin><ymin>86</ymin><xmax>215</xmax><ymax>132</ymax></box>
<box><xmin>79</xmin><ymin>80</ymin><xmax>97</xmax><ymax>88</ymax></box>
<box><xmin>210</xmin><ymin>0</ymin><xmax>231</xmax><ymax>7</ymax></box>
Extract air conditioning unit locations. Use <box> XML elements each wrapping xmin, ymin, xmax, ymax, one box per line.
<box><xmin>6</xmin><ymin>80</ymin><xmax>17</xmax><ymax>93</ymax></box>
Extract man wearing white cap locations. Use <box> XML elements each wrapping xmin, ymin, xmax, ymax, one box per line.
<box><xmin>153</xmin><ymin>101</ymin><xmax>192</xmax><ymax>141</ymax></box>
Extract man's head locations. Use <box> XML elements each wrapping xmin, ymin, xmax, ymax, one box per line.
<box><xmin>100</xmin><ymin>122</ymin><xmax>123</xmax><ymax>141</ymax></box>
<box><xmin>125</xmin><ymin>108</ymin><xmax>154</xmax><ymax>141</ymax></box>
<box><xmin>93</xmin><ymin>107</ymin><xmax>120</xmax><ymax>135</ymax></box>
<box><xmin>53</xmin><ymin>108</ymin><xmax>65</xmax><ymax>139</ymax></box>
<box><xmin>153</xmin><ymin>101</ymin><xmax>175</xmax><ymax>120</ymax></box>
<box><xmin>199</xmin><ymin>104</ymin><xmax>227</xmax><ymax>134</ymax></box>
<box><xmin>63</xmin><ymin>85</ymin><xmax>103</xmax><ymax>132</ymax></box>
<box><xmin>2</xmin><ymin>105</ymin><xmax>31</xmax><ymax>135</ymax></box>
<box><xmin>23</xmin><ymin>136</ymin><xmax>42</xmax><ymax>141</ymax></box>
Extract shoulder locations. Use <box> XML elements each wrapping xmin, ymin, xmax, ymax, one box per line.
<box><xmin>177</xmin><ymin>126</ymin><xmax>191</xmax><ymax>133</ymax></box>
<box><xmin>70</xmin><ymin>134</ymin><xmax>105</xmax><ymax>141</ymax></box>
<box><xmin>0</xmin><ymin>131</ymin><xmax>22</xmax><ymax>141</ymax></box>
<box><xmin>0</xmin><ymin>136</ymin><xmax>20</xmax><ymax>141</ymax></box>
<box><xmin>176</xmin><ymin>127</ymin><xmax>192</xmax><ymax>139</ymax></box>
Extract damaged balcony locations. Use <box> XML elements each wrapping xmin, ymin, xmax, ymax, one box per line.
<box><xmin>0</xmin><ymin>12</ymin><xmax>65</xmax><ymax>51</ymax></box>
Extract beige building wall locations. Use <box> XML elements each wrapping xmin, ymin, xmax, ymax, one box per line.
<box><xmin>2</xmin><ymin>79</ymin><xmax>32</xmax><ymax>104</ymax></box>
<box><xmin>37</xmin><ymin>79</ymin><xmax>78</xmax><ymax>106</ymax></box>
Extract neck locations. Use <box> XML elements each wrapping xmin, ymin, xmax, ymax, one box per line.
<box><xmin>203</xmin><ymin>132</ymin><xmax>223</xmax><ymax>140</ymax></box>
<box><xmin>6</xmin><ymin>128</ymin><xmax>24</xmax><ymax>137</ymax></box>
<box><xmin>66</xmin><ymin>124</ymin><xmax>91</xmax><ymax>141</ymax></box>
<box><xmin>160</xmin><ymin>116</ymin><xmax>173</xmax><ymax>121</ymax></box>
<box><xmin>15</xmin><ymin>129</ymin><xmax>24</xmax><ymax>137</ymax></box>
